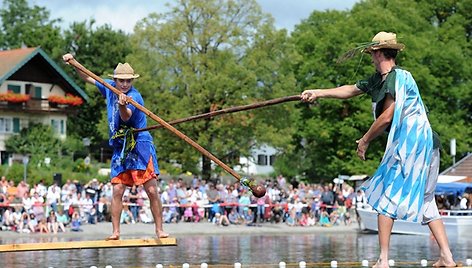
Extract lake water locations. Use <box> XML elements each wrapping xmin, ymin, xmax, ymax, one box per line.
<box><xmin>1</xmin><ymin>232</ymin><xmax>471</xmax><ymax>267</ymax></box>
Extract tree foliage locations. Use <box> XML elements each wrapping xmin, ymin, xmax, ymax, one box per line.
<box><xmin>0</xmin><ymin>0</ymin><xmax>64</xmax><ymax>58</ymax></box>
<box><xmin>128</xmin><ymin>0</ymin><xmax>299</xmax><ymax>179</ymax></box>
<box><xmin>286</xmin><ymin>0</ymin><xmax>471</xmax><ymax>181</ymax></box>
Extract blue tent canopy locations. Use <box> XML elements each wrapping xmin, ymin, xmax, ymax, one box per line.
<box><xmin>435</xmin><ymin>182</ymin><xmax>472</xmax><ymax>196</ymax></box>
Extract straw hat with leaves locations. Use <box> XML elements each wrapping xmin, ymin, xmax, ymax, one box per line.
<box><xmin>338</xmin><ymin>31</ymin><xmax>405</xmax><ymax>63</ymax></box>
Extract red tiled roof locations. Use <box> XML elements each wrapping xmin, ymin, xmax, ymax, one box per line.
<box><xmin>0</xmin><ymin>47</ymin><xmax>38</xmax><ymax>79</ymax></box>
<box><xmin>441</xmin><ymin>153</ymin><xmax>472</xmax><ymax>179</ymax></box>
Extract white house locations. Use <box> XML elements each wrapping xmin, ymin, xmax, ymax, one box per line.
<box><xmin>0</xmin><ymin>47</ymin><xmax>88</xmax><ymax>164</ymax></box>
<box><xmin>235</xmin><ymin>144</ymin><xmax>277</xmax><ymax>176</ymax></box>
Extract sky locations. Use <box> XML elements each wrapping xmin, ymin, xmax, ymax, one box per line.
<box><xmin>22</xmin><ymin>0</ymin><xmax>359</xmax><ymax>33</ymax></box>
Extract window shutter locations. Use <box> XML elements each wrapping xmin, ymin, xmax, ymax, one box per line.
<box><xmin>13</xmin><ymin>118</ymin><xmax>20</xmax><ymax>133</ymax></box>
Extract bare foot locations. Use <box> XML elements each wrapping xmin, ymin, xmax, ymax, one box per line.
<box><xmin>105</xmin><ymin>234</ymin><xmax>120</xmax><ymax>240</ymax></box>
<box><xmin>372</xmin><ymin>259</ymin><xmax>389</xmax><ymax>268</ymax></box>
<box><xmin>157</xmin><ymin>231</ymin><xmax>169</xmax><ymax>238</ymax></box>
<box><xmin>432</xmin><ymin>259</ymin><xmax>456</xmax><ymax>267</ymax></box>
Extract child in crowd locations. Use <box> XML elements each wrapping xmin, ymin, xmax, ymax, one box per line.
<box><xmin>47</xmin><ymin>210</ymin><xmax>59</xmax><ymax>234</ymax></box>
<box><xmin>120</xmin><ymin>205</ymin><xmax>135</xmax><ymax>224</ymax></box>
<box><xmin>70</xmin><ymin>211</ymin><xmax>82</xmax><ymax>232</ymax></box>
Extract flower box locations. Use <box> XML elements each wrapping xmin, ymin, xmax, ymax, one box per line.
<box><xmin>0</xmin><ymin>91</ymin><xmax>31</xmax><ymax>103</ymax></box>
<box><xmin>48</xmin><ymin>94</ymin><xmax>84</xmax><ymax>106</ymax></box>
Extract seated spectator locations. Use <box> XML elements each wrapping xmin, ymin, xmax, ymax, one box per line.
<box><xmin>228</xmin><ymin>208</ymin><xmax>243</xmax><ymax>225</ymax></box>
<box><xmin>3</xmin><ymin>207</ymin><xmax>21</xmax><ymax>231</ymax></box>
<box><xmin>244</xmin><ymin>208</ymin><xmax>256</xmax><ymax>226</ymax></box>
<box><xmin>299</xmin><ymin>211</ymin><xmax>309</xmax><ymax>226</ymax></box>
<box><xmin>214</xmin><ymin>212</ymin><xmax>230</xmax><ymax>226</ymax></box>
<box><xmin>88</xmin><ymin>207</ymin><xmax>97</xmax><ymax>224</ymax></box>
<box><xmin>97</xmin><ymin>196</ymin><xmax>109</xmax><ymax>222</ymax></box>
<box><xmin>47</xmin><ymin>210</ymin><xmax>60</xmax><ymax>234</ymax></box>
<box><xmin>28</xmin><ymin>213</ymin><xmax>39</xmax><ymax>232</ymax></box>
<box><xmin>37</xmin><ymin>217</ymin><xmax>49</xmax><ymax>233</ymax></box>
<box><xmin>343</xmin><ymin>211</ymin><xmax>352</xmax><ymax>225</ymax></box>
<box><xmin>163</xmin><ymin>207</ymin><xmax>177</xmax><ymax>223</ymax></box>
<box><xmin>285</xmin><ymin>208</ymin><xmax>297</xmax><ymax>227</ymax></box>
<box><xmin>139</xmin><ymin>208</ymin><xmax>153</xmax><ymax>224</ymax></box>
<box><xmin>70</xmin><ymin>211</ymin><xmax>82</xmax><ymax>232</ymax></box>
<box><xmin>57</xmin><ymin>209</ymin><xmax>69</xmax><ymax>228</ymax></box>
<box><xmin>319</xmin><ymin>209</ymin><xmax>331</xmax><ymax>227</ymax></box>
<box><xmin>330</xmin><ymin>210</ymin><xmax>340</xmax><ymax>226</ymax></box>
<box><xmin>271</xmin><ymin>202</ymin><xmax>284</xmax><ymax>223</ymax></box>
<box><xmin>183</xmin><ymin>206</ymin><xmax>194</xmax><ymax>222</ymax></box>
<box><xmin>120</xmin><ymin>205</ymin><xmax>135</xmax><ymax>224</ymax></box>
<box><xmin>17</xmin><ymin>212</ymin><xmax>35</xmax><ymax>233</ymax></box>
<box><xmin>307</xmin><ymin>212</ymin><xmax>316</xmax><ymax>226</ymax></box>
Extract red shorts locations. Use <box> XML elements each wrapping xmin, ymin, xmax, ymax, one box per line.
<box><xmin>111</xmin><ymin>156</ymin><xmax>157</xmax><ymax>186</ymax></box>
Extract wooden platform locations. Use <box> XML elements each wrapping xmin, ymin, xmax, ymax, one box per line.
<box><xmin>0</xmin><ymin>237</ymin><xmax>177</xmax><ymax>253</ymax></box>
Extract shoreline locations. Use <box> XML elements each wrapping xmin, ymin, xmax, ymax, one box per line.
<box><xmin>0</xmin><ymin>221</ymin><xmax>361</xmax><ymax>241</ymax></box>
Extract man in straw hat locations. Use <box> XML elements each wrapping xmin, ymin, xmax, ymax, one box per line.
<box><xmin>62</xmin><ymin>53</ymin><xmax>168</xmax><ymax>239</ymax></box>
<box><xmin>301</xmin><ymin>32</ymin><xmax>455</xmax><ymax>267</ymax></box>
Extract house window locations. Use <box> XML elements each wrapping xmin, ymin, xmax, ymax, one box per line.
<box><xmin>257</xmin><ymin>154</ymin><xmax>268</xmax><ymax>166</ymax></box>
<box><xmin>7</xmin><ymin>84</ymin><xmax>21</xmax><ymax>93</ymax></box>
<box><xmin>51</xmin><ymin>119</ymin><xmax>65</xmax><ymax>135</ymax></box>
<box><xmin>269</xmin><ymin>155</ymin><xmax>276</xmax><ymax>166</ymax></box>
<box><xmin>0</xmin><ymin>118</ymin><xmax>13</xmax><ymax>133</ymax></box>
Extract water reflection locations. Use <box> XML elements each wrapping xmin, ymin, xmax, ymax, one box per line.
<box><xmin>1</xmin><ymin>233</ymin><xmax>471</xmax><ymax>267</ymax></box>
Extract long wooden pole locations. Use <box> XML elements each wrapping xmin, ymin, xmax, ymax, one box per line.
<box><xmin>133</xmin><ymin>95</ymin><xmax>301</xmax><ymax>133</ymax></box>
<box><xmin>68</xmin><ymin>58</ymin><xmax>243</xmax><ymax>180</ymax></box>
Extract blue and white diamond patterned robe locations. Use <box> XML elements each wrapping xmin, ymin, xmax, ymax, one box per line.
<box><xmin>361</xmin><ymin>69</ymin><xmax>434</xmax><ymax>222</ymax></box>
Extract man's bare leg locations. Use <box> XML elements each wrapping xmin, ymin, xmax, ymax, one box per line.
<box><xmin>428</xmin><ymin>219</ymin><xmax>456</xmax><ymax>267</ymax></box>
<box><xmin>373</xmin><ymin>215</ymin><xmax>394</xmax><ymax>268</ymax></box>
<box><xmin>143</xmin><ymin>179</ymin><xmax>169</xmax><ymax>238</ymax></box>
<box><xmin>107</xmin><ymin>183</ymin><xmax>126</xmax><ymax>240</ymax></box>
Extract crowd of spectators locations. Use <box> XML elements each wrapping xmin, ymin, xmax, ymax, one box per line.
<box><xmin>0</xmin><ymin>174</ymin><xmax>370</xmax><ymax>234</ymax></box>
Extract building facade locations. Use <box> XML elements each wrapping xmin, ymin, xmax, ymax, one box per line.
<box><xmin>0</xmin><ymin>47</ymin><xmax>88</xmax><ymax>164</ymax></box>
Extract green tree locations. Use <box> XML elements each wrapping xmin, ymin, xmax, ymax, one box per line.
<box><xmin>129</xmin><ymin>0</ymin><xmax>298</xmax><ymax>180</ymax></box>
<box><xmin>288</xmin><ymin>0</ymin><xmax>471</xmax><ymax>181</ymax></box>
<box><xmin>0</xmin><ymin>0</ymin><xmax>64</xmax><ymax>58</ymax></box>
<box><xmin>4</xmin><ymin>123</ymin><xmax>61</xmax><ymax>167</ymax></box>
<box><xmin>62</xmin><ymin>20</ymin><xmax>132</xmax><ymax>149</ymax></box>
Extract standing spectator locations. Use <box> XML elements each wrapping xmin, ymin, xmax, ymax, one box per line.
<box><xmin>320</xmin><ymin>185</ymin><xmax>335</xmax><ymax>214</ymax></box>
<box><xmin>206</xmin><ymin>184</ymin><xmax>220</xmax><ymax>222</ymax></box>
<box><xmin>31</xmin><ymin>192</ymin><xmax>45</xmax><ymax>221</ymax></box>
<box><xmin>128</xmin><ymin>185</ymin><xmax>140</xmax><ymax>222</ymax></box>
<box><xmin>16</xmin><ymin>181</ymin><xmax>29</xmax><ymax>201</ymax></box>
<box><xmin>46</xmin><ymin>183</ymin><xmax>60</xmax><ymax>213</ymax></box>
<box><xmin>238</xmin><ymin>191</ymin><xmax>251</xmax><ymax>218</ymax></box>
<box><xmin>21</xmin><ymin>192</ymin><xmax>33</xmax><ymax>214</ymax></box>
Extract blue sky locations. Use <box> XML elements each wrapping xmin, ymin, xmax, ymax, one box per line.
<box><xmin>22</xmin><ymin>0</ymin><xmax>358</xmax><ymax>33</ymax></box>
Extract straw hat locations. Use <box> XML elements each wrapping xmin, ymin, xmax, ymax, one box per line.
<box><xmin>363</xmin><ymin>31</ymin><xmax>405</xmax><ymax>53</ymax></box>
<box><xmin>108</xmin><ymin>62</ymin><xmax>140</xmax><ymax>79</ymax></box>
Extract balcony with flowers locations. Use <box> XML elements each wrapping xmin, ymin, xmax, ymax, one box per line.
<box><xmin>48</xmin><ymin>93</ymin><xmax>84</xmax><ymax>108</ymax></box>
<box><xmin>0</xmin><ymin>90</ymin><xmax>31</xmax><ymax>107</ymax></box>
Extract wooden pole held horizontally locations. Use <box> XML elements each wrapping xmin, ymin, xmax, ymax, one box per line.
<box><xmin>133</xmin><ymin>95</ymin><xmax>301</xmax><ymax>133</ymax></box>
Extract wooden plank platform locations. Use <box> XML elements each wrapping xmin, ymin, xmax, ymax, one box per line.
<box><xmin>0</xmin><ymin>237</ymin><xmax>177</xmax><ymax>253</ymax></box>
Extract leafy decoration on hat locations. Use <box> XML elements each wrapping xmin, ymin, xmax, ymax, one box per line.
<box><xmin>336</xmin><ymin>41</ymin><xmax>379</xmax><ymax>64</ymax></box>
